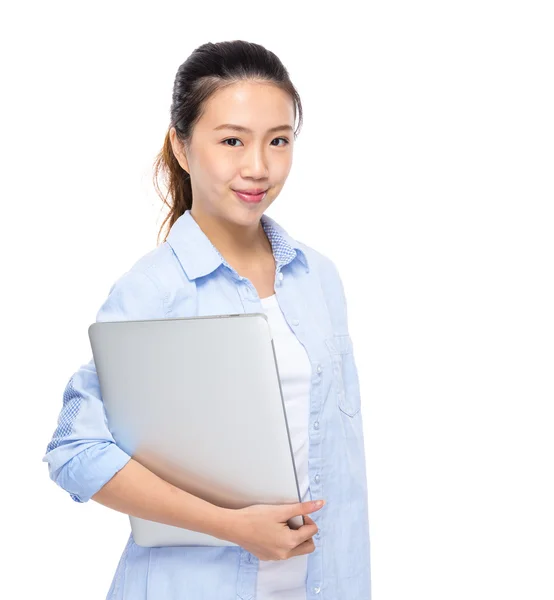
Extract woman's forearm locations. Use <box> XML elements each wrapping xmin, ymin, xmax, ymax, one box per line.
<box><xmin>91</xmin><ymin>457</ymin><xmax>235</xmax><ymax>541</ymax></box>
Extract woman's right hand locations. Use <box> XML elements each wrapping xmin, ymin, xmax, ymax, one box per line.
<box><xmin>224</xmin><ymin>500</ymin><xmax>325</xmax><ymax>561</ymax></box>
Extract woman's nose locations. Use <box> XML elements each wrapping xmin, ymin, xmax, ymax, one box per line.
<box><xmin>241</xmin><ymin>147</ymin><xmax>269</xmax><ymax>178</ymax></box>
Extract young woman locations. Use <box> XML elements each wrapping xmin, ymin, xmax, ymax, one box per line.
<box><xmin>43</xmin><ymin>40</ymin><xmax>372</xmax><ymax>600</ymax></box>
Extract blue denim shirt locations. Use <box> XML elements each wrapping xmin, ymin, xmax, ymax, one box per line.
<box><xmin>43</xmin><ymin>209</ymin><xmax>372</xmax><ymax>599</ymax></box>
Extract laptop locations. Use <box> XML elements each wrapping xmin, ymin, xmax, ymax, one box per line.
<box><xmin>88</xmin><ymin>312</ymin><xmax>303</xmax><ymax>547</ymax></box>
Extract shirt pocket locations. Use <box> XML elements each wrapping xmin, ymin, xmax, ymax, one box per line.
<box><xmin>325</xmin><ymin>334</ymin><xmax>362</xmax><ymax>417</ymax></box>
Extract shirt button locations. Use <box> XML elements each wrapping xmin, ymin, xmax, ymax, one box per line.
<box><xmin>314</xmin><ymin>421</ymin><xmax>320</xmax><ymax>430</ymax></box>
<box><xmin>316</xmin><ymin>365</ymin><xmax>322</xmax><ymax>374</ymax></box>
<box><xmin>314</xmin><ymin>587</ymin><xmax>321</xmax><ymax>594</ymax></box>
<box><xmin>278</xmin><ymin>272</ymin><xmax>284</xmax><ymax>281</ymax></box>
<box><xmin>292</xmin><ymin>319</ymin><xmax>299</xmax><ymax>326</ymax></box>
<box><xmin>314</xmin><ymin>474</ymin><xmax>320</xmax><ymax>484</ymax></box>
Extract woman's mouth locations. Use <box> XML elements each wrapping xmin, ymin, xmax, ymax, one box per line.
<box><xmin>233</xmin><ymin>189</ymin><xmax>268</xmax><ymax>203</ymax></box>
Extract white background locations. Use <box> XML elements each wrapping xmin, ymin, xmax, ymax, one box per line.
<box><xmin>1</xmin><ymin>1</ymin><xmax>553</xmax><ymax>598</ymax></box>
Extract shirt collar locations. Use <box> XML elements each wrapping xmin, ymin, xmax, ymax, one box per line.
<box><xmin>166</xmin><ymin>209</ymin><xmax>309</xmax><ymax>281</ymax></box>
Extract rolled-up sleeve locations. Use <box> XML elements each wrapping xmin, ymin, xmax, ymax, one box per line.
<box><xmin>42</xmin><ymin>267</ymin><xmax>167</xmax><ymax>502</ymax></box>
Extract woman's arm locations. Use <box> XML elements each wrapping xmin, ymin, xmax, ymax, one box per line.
<box><xmin>91</xmin><ymin>458</ymin><xmax>234</xmax><ymax>540</ymax></box>
<box><xmin>42</xmin><ymin>269</ymin><xmax>168</xmax><ymax>503</ymax></box>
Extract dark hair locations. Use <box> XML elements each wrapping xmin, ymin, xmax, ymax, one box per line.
<box><xmin>153</xmin><ymin>40</ymin><xmax>304</xmax><ymax>245</ymax></box>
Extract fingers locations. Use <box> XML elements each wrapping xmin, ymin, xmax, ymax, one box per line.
<box><xmin>287</xmin><ymin>537</ymin><xmax>316</xmax><ymax>558</ymax></box>
<box><xmin>303</xmin><ymin>514</ymin><xmax>316</xmax><ymax>526</ymax></box>
<box><xmin>289</xmin><ymin>518</ymin><xmax>318</xmax><ymax>547</ymax></box>
<box><xmin>286</xmin><ymin>500</ymin><xmax>325</xmax><ymax>520</ymax></box>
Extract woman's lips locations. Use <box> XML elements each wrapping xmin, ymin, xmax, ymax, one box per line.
<box><xmin>233</xmin><ymin>190</ymin><xmax>267</xmax><ymax>203</ymax></box>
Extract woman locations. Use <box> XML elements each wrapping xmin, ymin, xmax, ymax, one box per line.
<box><xmin>43</xmin><ymin>40</ymin><xmax>372</xmax><ymax>599</ymax></box>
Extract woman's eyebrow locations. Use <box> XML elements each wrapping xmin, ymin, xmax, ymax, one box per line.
<box><xmin>213</xmin><ymin>124</ymin><xmax>294</xmax><ymax>133</ymax></box>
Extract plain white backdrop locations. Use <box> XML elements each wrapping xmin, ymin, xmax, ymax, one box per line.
<box><xmin>1</xmin><ymin>1</ymin><xmax>553</xmax><ymax>598</ymax></box>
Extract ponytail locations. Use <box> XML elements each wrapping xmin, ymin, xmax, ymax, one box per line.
<box><xmin>153</xmin><ymin>130</ymin><xmax>193</xmax><ymax>245</ymax></box>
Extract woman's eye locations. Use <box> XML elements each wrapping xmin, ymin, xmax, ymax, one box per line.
<box><xmin>223</xmin><ymin>138</ymin><xmax>243</xmax><ymax>147</ymax></box>
<box><xmin>222</xmin><ymin>137</ymin><xmax>290</xmax><ymax>147</ymax></box>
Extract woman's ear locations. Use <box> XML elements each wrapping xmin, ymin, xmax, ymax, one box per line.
<box><xmin>169</xmin><ymin>127</ymin><xmax>190</xmax><ymax>173</ymax></box>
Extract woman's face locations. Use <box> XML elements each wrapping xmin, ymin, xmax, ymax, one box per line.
<box><xmin>170</xmin><ymin>80</ymin><xmax>295</xmax><ymax>229</ymax></box>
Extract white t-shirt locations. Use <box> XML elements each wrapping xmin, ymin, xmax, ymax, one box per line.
<box><xmin>256</xmin><ymin>293</ymin><xmax>312</xmax><ymax>600</ymax></box>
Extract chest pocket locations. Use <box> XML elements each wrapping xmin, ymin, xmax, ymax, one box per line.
<box><xmin>325</xmin><ymin>334</ymin><xmax>362</xmax><ymax>417</ymax></box>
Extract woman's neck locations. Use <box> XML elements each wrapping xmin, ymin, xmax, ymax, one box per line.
<box><xmin>190</xmin><ymin>207</ymin><xmax>273</xmax><ymax>266</ymax></box>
